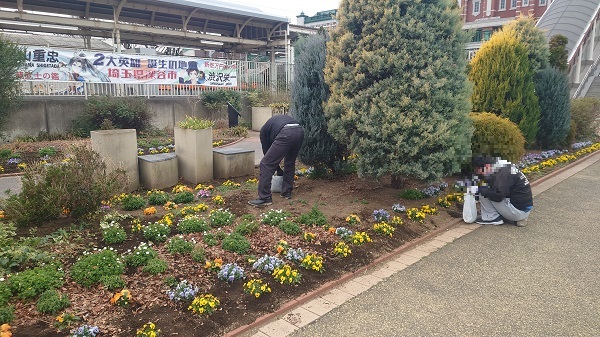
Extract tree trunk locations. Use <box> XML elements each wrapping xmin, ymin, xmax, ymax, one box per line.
<box><xmin>391</xmin><ymin>175</ymin><xmax>404</xmax><ymax>189</ymax></box>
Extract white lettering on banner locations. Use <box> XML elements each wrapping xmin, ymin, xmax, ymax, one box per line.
<box><xmin>18</xmin><ymin>47</ymin><xmax>238</xmax><ymax>87</ymax></box>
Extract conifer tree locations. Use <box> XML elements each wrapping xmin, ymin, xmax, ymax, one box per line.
<box><xmin>503</xmin><ymin>16</ymin><xmax>550</xmax><ymax>73</ymax></box>
<box><xmin>291</xmin><ymin>32</ymin><xmax>346</xmax><ymax>171</ymax></box>
<box><xmin>0</xmin><ymin>34</ymin><xmax>25</xmax><ymax>130</ymax></box>
<box><xmin>469</xmin><ymin>29</ymin><xmax>540</xmax><ymax>145</ymax></box>
<box><xmin>549</xmin><ymin>34</ymin><xmax>569</xmax><ymax>72</ymax></box>
<box><xmin>324</xmin><ymin>0</ymin><xmax>473</xmax><ymax>187</ymax></box>
<box><xmin>534</xmin><ymin>67</ymin><xmax>571</xmax><ymax>149</ymax></box>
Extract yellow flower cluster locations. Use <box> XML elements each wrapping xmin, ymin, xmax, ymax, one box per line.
<box><xmin>212</xmin><ymin>195</ymin><xmax>225</xmax><ymax>205</ymax></box>
<box><xmin>246</xmin><ymin>178</ymin><xmax>258</xmax><ymax>183</ymax></box>
<box><xmin>272</xmin><ymin>265</ymin><xmax>301</xmax><ymax>285</ymax></box>
<box><xmin>522</xmin><ymin>143</ymin><xmax>600</xmax><ymax>174</ymax></box>
<box><xmin>136</xmin><ymin>322</ymin><xmax>160</xmax><ymax>337</ymax></box>
<box><xmin>204</xmin><ymin>258</ymin><xmax>223</xmax><ymax>272</ymax></box>
<box><xmin>188</xmin><ymin>294</ymin><xmax>220</xmax><ymax>315</ymax></box>
<box><xmin>213</xmin><ymin>140</ymin><xmax>224</xmax><ymax>147</ymax></box>
<box><xmin>0</xmin><ymin>165</ymin><xmax>4</xmax><ymax>173</ymax></box>
<box><xmin>158</xmin><ymin>213</ymin><xmax>174</xmax><ymax>226</ymax></box>
<box><xmin>333</xmin><ymin>242</ymin><xmax>352</xmax><ymax>257</ymax></box>
<box><xmin>110</xmin><ymin>289</ymin><xmax>132</xmax><ymax>306</ymax></box>
<box><xmin>300</xmin><ymin>254</ymin><xmax>325</xmax><ymax>273</ymax></box>
<box><xmin>351</xmin><ymin>232</ymin><xmax>372</xmax><ymax>245</ymax></box>
<box><xmin>222</xmin><ymin>180</ymin><xmax>241</xmax><ymax>187</ymax></box>
<box><xmin>373</xmin><ymin>222</ymin><xmax>395</xmax><ymax>237</ymax></box>
<box><xmin>437</xmin><ymin>197</ymin><xmax>451</xmax><ymax>208</ymax></box>
<box><xmin>345</xmin><ymin>214</ymin><xmax>361</xmax><ymax>225</ymax></box>
<box><xmin>194</xmin><ymin>203</ymin><xmax>208</xmax><ymax>212</ymax></box>
<box><xmin>163</xmin><ymin>201</ymin><xmax>178</xmax><ymax>211</ymax></box>
<box><xmin>172</xmin><ymin>184</ymin><xmax>193</xmax><ymax>193</ymax></box>
<box><xmin>390</xmin><ymin>216</ymin><xmax>404</xmax><ymax>226</ymax></box>
<box><xmin>17</xmin><ymin>163</ymin><xmax>27</xmax><ymax>170</ymax></box>
<box><xmin>194</xmin><ymin>183</ymin><xmax>214</xmax><ymax>190</ymax></box>
<box><xmin>112</xmin><ymin>193</ymin><xmax>127</xmax><ymax>203</ymax></box>
<box><xmin>445</xmin><ymin>192</ymin><xmax>464</xmax><ymax>203</ymax></box>
<box><xmin>131</xmin><ymin>218</ymin><xmax>143</xmax><ymax>233</ymax></box>
<box><xmin>407</xmin><ymin>208</ymin><xmax>426</xmax><ymax>223</ymax></box>
<box><xmin>302</xmin><ymin>232</ymin><xmax>316</xmax><ymax>242</ymax></box>
<box><xmin>143</xmin><ymin>207</ymin><xmax>157</xmax><ymax>215</ymax></box>
<box><xmin>243</xmin><ymin>279</ymin><xmax>272</xmax><ymax>298</ymax></box>
<box><xmin>420</xmin><ymin>204</ymin><xmax>438</xmax><ymax>215</ymax></box>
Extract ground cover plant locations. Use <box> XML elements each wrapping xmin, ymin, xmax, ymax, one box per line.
<box><xmin>0</xmin><ymin>136</ymin><xmax>598</xmax><ymax>336</ymax></box>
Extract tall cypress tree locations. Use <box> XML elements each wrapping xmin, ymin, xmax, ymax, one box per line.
<box><xmin>290</xmin><ymin>32</ymin><xmax>346</xmax><ymax>171</ymax></box>
<box><xmin>324</xmin><ymin>0</ymin><xmax>473</xmax><ymax>187</ymax></box>
<box><xmin>534</xmin><ymin>67</ymin><xmax>571</xmax><ymax>149</ymax></box>
<box><xmin>469</xmin><ymin>29</ymin><xmax>540</xmax><ymax>145</ymax></box>
<box><xmin>503</xmin><ymin>16</ymin><xmax>550</xmax><ymax>73</ymax></box>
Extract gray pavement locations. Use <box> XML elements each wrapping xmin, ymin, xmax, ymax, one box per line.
<box><xmin>283</xmin><ymin>155</ymin><xmax>600</xmax><ymax>336</ymax></box>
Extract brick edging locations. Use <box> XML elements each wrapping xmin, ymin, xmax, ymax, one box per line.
<box><xmin>225</xmin><ymin>149</ymin><xmax>600</xmax><ymax>337</ymax></box>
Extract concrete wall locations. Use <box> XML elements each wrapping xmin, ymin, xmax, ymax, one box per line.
<box><xmin>2</xmin><ymin>96</ymin><xmax>252</xmax><ymax>141</ymax></box>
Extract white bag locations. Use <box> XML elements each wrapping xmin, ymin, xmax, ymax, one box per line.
<box><xmin>271</xmin><ymin>175</ymin><xmax>283</xmax><ymax>193</ymax></box>
<box><xmin>462</xmin><ymin>193</ymin><xmax>478</xmax><ymax>223</ymax></box>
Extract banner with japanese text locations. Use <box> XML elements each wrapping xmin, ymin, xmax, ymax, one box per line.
<box><xmin>19</xmin><ymin>47</ymin><xmax>238</xmax><ymax>87</ymax></box>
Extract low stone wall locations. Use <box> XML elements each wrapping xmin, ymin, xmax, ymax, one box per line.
<box><xmin>3</xmin><ymin>96</ymin><xmax>252</xmax><ymax>141</ymax></box>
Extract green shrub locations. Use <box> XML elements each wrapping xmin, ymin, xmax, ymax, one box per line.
<box><xmin>125</xmin><ymin>243</ymin><xmax>158</xmax><ymax>267</ymax></box>
<box><xmin>398</xmin><ymin>189</ymin><xmax>425</xmax><ymax>200</ymax></box>
<box><xmin>142</xmin><ymin>258</ymin><xmax>168</xmax><ymax>274</ymax></box>
<box><xmin>297</xmin><ymin>205</ymin><xmax>327</xmax><ymax>227</ymax></box>
<box><xmin>101</xmin><ymin>221</ymin><xmax>127</xmax><ymax>244</ymax></box>
<box><xmin>202</xmin><ymin>89</ymin><xmax>242</xmax><ymax>116</ymax></box>
<box><xmin>0</xmin><ymin>241</ymin><xmax>53</xmax><ymax>274</ymax></box>
<box><xmin>203</xmin><ymin>233</ymin><xmax>219</xmax><ymax>246</ymax></box>
<box><xmin>172</xmin><ymin>191</ymin><xmax>195</xmax><ymax>204</ymax></box>
<box><xmin>176</xmin><ymin>115</ymin><xmax>215</xmax><ymax>130</ymax></box>
<box><xmin>70</xmin><ymin>249</ymin><xmax>125</xmax><ymax>287</ymax></box>
<box><xmin>233</xmin><ymin>219</ymin><xmax>259</xmax><ymax>236</ymax></box>
<box><xmin>147</xmin><ymin>190</ymin><xmax>170</xmax><ymax>206</ymax></box>
<box><xmin>0</xmin><ymin>282</ymin><xmax>12</xmax><ymax>306</ymax></box>
<box><xmin>221</xmin><ymin>125</ymin><xmax>248</xmax><ymax>138</ymax></box>
<box><xmin>38</xmin><ymin>146</ymin><xmax>57</xmax><ymax>158</ymax></box>
<box><xmin>221</xmin><ymin>233</ymin><xmax>251</xmax><ymax>254</ymax></box>
<box><xmin>8</xmin><ymin>265</ymin><xmax>64</xmax><ymax>299</ymax></box>
<box><xmin>209</xmin><ymin>209</ymin><xmax>235</xmax><ymax>228</ymax></box>
<box><xmin>72</xmin><ymin>97</ymin><xmax>152</xmax><ymax>137</ymax></box>
<box><xmin>121</xmin><ymin>194</ymin><xmax>146</xmax><ymax>211</ymax></box>
<box><xmin>0</xmin><ymin>149</ymin><xmax>13</xmax><ymax>159</ymax></box>
<box><xmin>4</xmin><ymin>146</ymin><xmax>127</xmax><ymax>224</ymax></box>
<box><xmin>570</xmin><ymin>97</ymin><xmax>600</xmax><ymax>141</ymax></box>
<box><xmin>191</xmin><ymin>247</ymin><xmax>206</xmax><ymax>262</ymax></box>
<box><xmin>100</xmin><ymin>275</ymin><xmax>126</xmax><ymax>291</ymax></box>
<box><xmin>278</xmin><ymin>220</ymin><xmax>302</xmax><ymax>235</ymax></box>
<box><xmin>36</xmin><ymin>289</ymin><xmax>70</xmax><ymax>314</ymax></box>
<box><xmin>470</xmin><ymin>112</ymin><xmax>525</xmax><ymax>163</ymax></box>
<box><xmin>534</xmin><ymin>68</ymin><xmax>571</xmax><ymax>149</ymax></box>
<box><xmin>143</xmin><ymin>222</ymin><xmax>171</xmax><ymax>242</ymax></box>
<box><xmin>0</xmin><ymin>305</ymin><xmax>14</xmax><ymax>324</ymax></box>
<box><xmin>260</xmin><ymin>209</ymin><xmax>291</xmax><ymax>226</ymax></box>
<box><xmin>166</xmin><ymin>236</ymin><xmax>195</xmax><ymax>254</ymax></box>
<box><xmin>177</xmin><ymin>215</ymin><xmax>210</xmax><ymax>234</ymax></box>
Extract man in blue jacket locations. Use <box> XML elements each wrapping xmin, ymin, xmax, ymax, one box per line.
<box><xmin>472</xmin><ymin>155</ymin><xmax>533</xmax><ymax>226</ymax></box>
<box><xmin>249</xmin><ymin>114</ymin><xmax>304</xmax><ymax>206</ymax></box>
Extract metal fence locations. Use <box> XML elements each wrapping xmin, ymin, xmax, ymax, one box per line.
<box><xmin>21</xmin><ymin>60</ymin><xmax>293</xmax><ymax>98</ymax></box>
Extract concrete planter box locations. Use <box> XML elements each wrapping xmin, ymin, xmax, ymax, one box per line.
<box><xmin>91</xmin><ymin>129</ymin><xmax>139</xmax><ymax>192</ymax></box>
<box><xmin>174</xmin><ymin>126</ymin><xmax>213</xmax><ymax>184</ymax></box>
<box><xmin>213</xmin><ymin>148</ymin><xmax>255</xmax><ymax>179</ymax></box>
<box><xmin>138</xmin><ymin>153</ymin><xmax>178</xmax><ymax>190</ymax></box>
<box><xmin>251</xmin><ymin>107</ymin><xmax>273</xmax><ymax>131</ymax></box>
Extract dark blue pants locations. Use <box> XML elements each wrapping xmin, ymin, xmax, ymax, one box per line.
<box><xmin>258</xmin><ymin>126</ymin><xmax>304</xmax><ymax>199</ymax></box>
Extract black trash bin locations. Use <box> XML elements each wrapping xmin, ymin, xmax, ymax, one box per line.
<box><xmin>227</xmin><ymin>102</ymin><xmax>241</xmax><ymax>128</ymax></box>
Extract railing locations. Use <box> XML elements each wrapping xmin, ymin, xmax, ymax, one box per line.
<box><xmin>572</xmin><ymin>53</ymin><xmax>600</xmax><ymax>98</ymax></box>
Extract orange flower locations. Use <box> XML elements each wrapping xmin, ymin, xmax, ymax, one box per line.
<box><xmin>328</xmin><ymin>227</ymin><xmax>336</xmax><ymax>234</ymax></box>
<box><xmin>277</xmin><ymin>246</ymin><xmax>284</xmax><ymax>254</ymax></box>
<box><xmin>144</xmin><ymin>206</ymin><xmax>157</xmax><ymax>215</ymax></box>
<box><xmin>0</xmin><ymin>324</ymin><xmax>11</xmax><ymax>332</ymax></box>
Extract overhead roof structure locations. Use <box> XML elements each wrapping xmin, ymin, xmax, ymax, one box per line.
<box><xmin>3</xmin><ymin>31</ymin><xmax>114</xmax><ymax>50</ymax></box>
<box><xmin>0</xmin><ymin>0</ymin><xmax>291</xmax><ymax>53</ymax></box>
<box><xmin>536</xmin><ymin>0</ymin><xmax>600</xmax><ymax>63</ymax></box>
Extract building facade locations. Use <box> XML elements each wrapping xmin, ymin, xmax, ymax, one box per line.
<box><xmin>296</xmin><ymin>10</ymin><xmax>338</xmax><ymax>29</ymax></box>
<box><xmin>460</xmin><ymin>0</ymin><xmax>553</xmax><ymax>58</ymax></box>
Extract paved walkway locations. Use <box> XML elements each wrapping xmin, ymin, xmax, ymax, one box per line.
<box><xmin>235</xmin><ymin>151</ymin><xmax>600</xmax><ymax>337</ymax></box>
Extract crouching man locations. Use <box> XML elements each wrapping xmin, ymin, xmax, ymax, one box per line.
<box><xmin>472</xmin><ymin>155</ymin><xmax>533</xmax><ymax>226</ymax></box>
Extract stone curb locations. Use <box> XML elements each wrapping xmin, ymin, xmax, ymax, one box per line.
<box><xmin>224</xmin><ymin>149</ymin><xmax>600</xmax><ymax>337</ymax></box>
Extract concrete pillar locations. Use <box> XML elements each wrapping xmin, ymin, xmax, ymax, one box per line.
<box><xmin>589</xmin><ymin>19</ymin><xmax>597</xmax><ymax>60</ymax></box>
<box><xmin>174</xmin><ymin>126</ymin><xmax>213</xmax><ymax>184</ymax></box>
<box><xmin>91</xmin><ymin>129</ymin><xmax>139</xmax><ymax>192</ymax></box>
<box><xmin>575</xmin><ymin>48</ymin><xmax>582</xmax><ymax>83</ymax></box>
<box><xmin>251</xmin><ymin>107</ymin><xmax>273</xmax><ymax>131</ymax></box>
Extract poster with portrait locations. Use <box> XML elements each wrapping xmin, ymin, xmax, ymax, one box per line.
<box><xmin>19</xmin><ymin>47</ymin><xmax>238</xmax><ymax>87</ymax></box>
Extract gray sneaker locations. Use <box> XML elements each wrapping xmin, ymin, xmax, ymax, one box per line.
<box><xmin>476</xmin><ymin>216</ymin><xmax>504</xmax><ymax>225</ymax></box>
<box><xmin>248</xmin><ymin>198</ymin><xmax>272</xmax><ymax>206</ymax></box>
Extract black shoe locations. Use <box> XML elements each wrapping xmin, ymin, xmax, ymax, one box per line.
<box><xmin>280</xmin><ymin>193</ymin><xmax>292</xmax><ymax>199</ymax></box>
<box><xmin>476</xmin><ymin>215</ymin><xmax>504</xmax><ymax>225</ymax></box>
<box><xmin>248</xmin><ymin>198</ymin><xmax>272</xmax><ymax>206</ymax></box>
